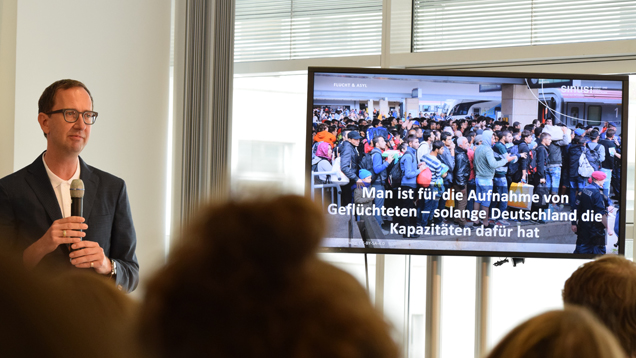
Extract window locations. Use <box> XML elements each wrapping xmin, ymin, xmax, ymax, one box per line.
<box><xmin>413</xmin><ymin>0</ymin><xmax>636</xmax><ymax>53</ymax></box>
<box><xmin>235</xmin><ymin>0</ymin><xmax>382</xmax><ymax>62</ymax></box>
<box><xmin>588</xmin><ymin>105</ymin><xmax>602</xmax><ymax>126</ymax></box>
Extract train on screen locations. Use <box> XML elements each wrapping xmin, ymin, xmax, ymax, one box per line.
<box><xmin>447</xmin><ymin>86</ymin><xmax>622</xmax><ymax>133</ymax></box>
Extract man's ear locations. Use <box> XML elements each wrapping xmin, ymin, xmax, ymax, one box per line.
<box><xmin>38</xmin><ymin>112</ymin><xmax>50</xmax><ymax>137</ymax></box>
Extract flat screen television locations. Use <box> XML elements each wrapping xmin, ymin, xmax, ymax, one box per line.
<box><xmin>306</xmin><ymin>67</ymin><xmax>628</xmax><ymax>258</ymax></box>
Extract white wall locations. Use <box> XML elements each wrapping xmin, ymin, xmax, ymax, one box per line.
<box><xmin>0</xmin><ymin>0</ymin><xmax>17</xmax><ymax>177</ymax></box>
<box><xmin>7</xmin><ymin>0</ymin><xmax>172</xmax><ymax>295</ymax></box>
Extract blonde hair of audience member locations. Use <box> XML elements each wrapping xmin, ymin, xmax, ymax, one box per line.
<box><xmin>563</xmin><ymin>255</ymin><xmax>636</xmax><ymax>357</ymax></box>
<box><xmin>0</xmin><ymin>250</ymin><xmax>137</xmax><ymax>358</ymax></box>
<box><xmin>486</xmin><ymin>306</ymin><xmax>626</xmax><ymax>358</ymax></box>
<box><xmin>138</xmin><ymin>195</ymin><xmax>399</xmax><ymax>358</ymax></box>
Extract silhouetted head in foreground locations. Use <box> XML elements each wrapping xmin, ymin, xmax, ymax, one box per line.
<box><xmin>487</xmin><ymin>306</ymin><xmax>626</xmax><ymax>358</ymax></box>
<box><xmin>139</xmin><ymin>195</ymin><xmax>399</xmax><ymax>358</ymax></box>
<box><xmin>563</xmin><ymin>255</ymin><xmax>636</xmax><ymax>357</ymax></box>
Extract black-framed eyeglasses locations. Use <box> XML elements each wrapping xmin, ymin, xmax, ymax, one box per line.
<box><xmin>46</xmin><ymin>109</ymin><xmax>98</xmax><ymax>125</ymax></box>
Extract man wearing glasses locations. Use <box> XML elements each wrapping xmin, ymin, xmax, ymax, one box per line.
<box><xmin>0</xmin><ymin>79</ymin><xmax>139</xmax><ymax>292</ymax></box>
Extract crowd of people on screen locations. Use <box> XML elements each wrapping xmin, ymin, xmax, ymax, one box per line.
<box><xmin>312</xmin><ymin>107</ymin><xmax>621</xmax><ymax>253</ymax></box>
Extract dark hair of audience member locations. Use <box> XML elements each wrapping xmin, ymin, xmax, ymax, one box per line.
<box><xmin>563</xmin><ymin>255</ymin><xmax>636</xmax><ymax>356</ymax></box>
<box><xmin>432</xmin><ymin>140</ymin><xmax>444</xmax><ymax>152</ymax></box>
<box><xmin>487</xmin><ymin>306</ymin><xmax>626</xmax><ymax>358</ymax></box>
<box><xmin>138</xmin><ymin>195</ymin><xmax>399</xmax><ymax>358</ymax></box>
<box><xmin>0</xmin><ymin>249</ymin><xmax>138</xmax><ymax>358</ymax></box>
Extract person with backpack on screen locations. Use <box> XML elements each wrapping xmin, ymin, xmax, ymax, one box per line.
<box><xmin>568</xmin><ymin>134</ymin><xmax>595</xmax><ymax>211</ymax></box>
<box><xmin>465</xmin><ymin>133</ymin><xmax>478</xmax><ymax>214</ymax></box>
<box><xmin>311</xmin><ymin>142</ymin><xmax>333</xmax><ymax>184</ymax></box>
<box><xmin>453</xmin><ymin>137</ymin><xmax>471</xmax><ymax>228</ymax></box>
<box><xmin>572</xmin><ymin>171</ymin><xmax>615</xmax><ymax>254</ymax></box>
<box><xmin>545</xmin><ymin>127</ymin><xmax>564</xmax><ymax>198</ymax></box>
<box><xmin>530</xmin><ymin>132</ymin><xmax>551</xmax><ymax>222</ymax></box>
<box><xmin>598</xmin><ymin>128</ymin><xmax>619</xmax><ymax>198</ymax></box>
<box><xmin>437</xmin><ymin>132</ymin><xmax>455</xmax><ymax>216</ymax></box>
<box><xmin>361</xmin><ymin>136</ymin><xmax>394</xmax><ymax>227</ymax></box>
<box><xmin>473</xmin><ymin>131</ymin><xmax>514</xmax><ymax>229</ymax></box>
<box><xmin>399</xmin><ymin>135</ymin><xmax>427</xmax><ymax>238</ymax></box>
<box><xmin>339</xmin><ymin>131</ymin><xmax>364</xmax><ymax>207</ymax></box>
<box><xmin>586</xmin><ymin>130</ymin><xmax>605</xmax><ymax>171</ymax></box>
<box><xmin>516</xmin><ymin>130</ymin><xmax>532</xmax><ymax>184</ymax></box>
<box><xmin>492</xmin><ymin>130</ymin><xmax>521</xmax><ymax>226</ymax></box>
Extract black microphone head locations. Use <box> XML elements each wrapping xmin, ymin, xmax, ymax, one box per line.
<box><xmin>70</xmin><ymin>179</ymin><xmax>85</xmax><ymax>198</ymax></box>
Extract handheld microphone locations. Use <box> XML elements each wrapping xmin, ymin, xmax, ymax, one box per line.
<box><xmin>69</xmin><ymin>179</ymin><xmax>85</xmax><ymax>252</ymax></box>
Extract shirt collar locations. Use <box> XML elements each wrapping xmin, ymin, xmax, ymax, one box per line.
<box><xmin>42</xmin><ymin>153</ymin><xmax>81</xmax><ymax>187</ymax></box>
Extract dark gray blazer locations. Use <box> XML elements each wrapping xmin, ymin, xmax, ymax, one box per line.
<box><xmin>0</xmin><ymin>154</ymin><xmax>139</xmax><ymax>292</ymax></box>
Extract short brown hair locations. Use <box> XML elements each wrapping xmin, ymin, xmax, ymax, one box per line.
<box><xmin>563</xmin><ymin>255</ymin><xmax>636</xmax><ymax>356</ymax></box>
<box><xmin>38</xmin><ymin>79</ymin><xmax>93</xmax><ymax>114</ymax></box>
<box><xmin>487</xmin><ymin>306</ymin><xmax>626</xmax><ymax>358</ymax></box>
<box><xmin>138</xmin><ymin>195</ymin><xmax>399</xmax><ymax>358</ymax></box>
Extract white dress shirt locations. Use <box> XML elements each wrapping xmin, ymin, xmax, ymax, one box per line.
<box><xmin>42</xmin><ymin>154</ymin><xmax>81</xmax><ymax>218</ymax></box>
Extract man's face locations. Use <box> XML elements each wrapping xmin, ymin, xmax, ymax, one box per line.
<box><xmin>409</xmin><ymin>140</ymin><xmax>420</xmax><ymax>150</ymax></box>
<box><xmin>39</xmin><ymin>87</ymin><xmax>92</xmax><ymax>156</ymax></box>
<box><xmin>349</xmin><ymin>138</ymin><xmax>360</xmax><ymax>146</ymax></box>
<box><xmin>376</xmin><ymin>137</ymin><xmax>387</xmax><ymax>150</ymax></box>
<box><xmin>505</xmin><ymin>133</ymin><xmax>513</xmax><ymax>144</ymax></box>
<box><xmin>545</xmin><ymin>119</ymin><xmax>552</xmax><ymax>126</ymax></box>
<box><xmin>524</xmin><ymin>135</ymin><xmax>532</xmax><ymax>144</ymax></box>
<box><xmin>444</xmin><ymin>136</ymin><xmax>452</xmax><ymax>147</ymax></box>
<box><xmin>543</xmin><ymin>136</ymin><xmax>552</xmax><ymax>146</ymax></box>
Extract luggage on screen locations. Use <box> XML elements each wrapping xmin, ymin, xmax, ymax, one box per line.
<box><xmin>416</xmin><ymin>167</ymin><xmax>432</xmax><ymax>187</ymax></box>
<box><xmin>508</xmin><ymin>182</ymin><xmax>534</xmax><ymax>210</ymax></box>
<box><xmin>331</xmin><ymin>157</ymin><xmax>350</xmax><ymax>185</ymax></box>
<box><xmin>578</xmin><ymin>152</ymin><xmax>594</xmax><ymax>178</ymax></box>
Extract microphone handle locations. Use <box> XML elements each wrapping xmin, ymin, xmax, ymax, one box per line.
<box><xmin>69</xmin><ymin>197</ymin><xmax>84</xmax><ymax>253</ymax></box>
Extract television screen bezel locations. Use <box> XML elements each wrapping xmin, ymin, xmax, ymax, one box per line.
<box><xmin>306</xmin><ymin>66</ymin><xmax>629</xmax><ymax>259</ymax></box>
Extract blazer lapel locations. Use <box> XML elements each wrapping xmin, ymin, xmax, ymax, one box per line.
<box><xmin>79</xmin><ymin>157</ymin><xmax>99</xmax><ymax>221</ymax></box>
<box><xmin>25</xmin><ymin>154</ymin><xmax>63</xmax><ymax>222</ymax></box>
